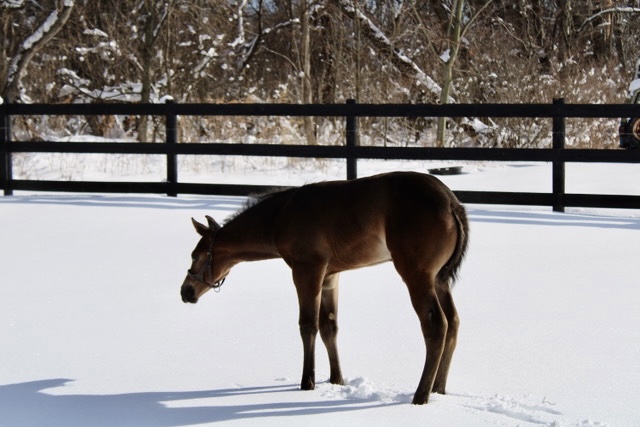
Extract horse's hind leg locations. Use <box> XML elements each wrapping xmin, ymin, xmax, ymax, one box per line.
<box><xmin>432</xmin><ymin>283</ymin><xmax>459</xmax><ymax>394</ymax></box>
<box><xmin>319</xmin><ymin>273</ymin><xmax>344</xmax><ymax>385</ymax></box>
<box><xmin>400</xmin><ymin>270</ymin><xmax>448</xmax><ymax>405</ymax></box>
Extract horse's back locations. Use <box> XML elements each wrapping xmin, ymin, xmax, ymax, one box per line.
<box><xmin>273</xmin><ymin>172</ymin><xmax>462</xmax><ymax>273</ymax></box>
<box><xmin>275</xmin><ymin>171</ymin><xmax>454</xmax><ymax>232</ymax></box>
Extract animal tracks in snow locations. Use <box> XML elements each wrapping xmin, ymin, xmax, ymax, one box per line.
<box><xmin>444</xmin><ymin>392</ymin><xmax>564</xmax><ymax>426</ymax></box>
<box><xmin>318</xmin><ymin>378</ymin><xmax>607</xmax><ymax>426</ymax></box>
<box><xmin>451</xmin><ymin>392</ymin><xmax>610</xmax><ymax>426</ymax></box>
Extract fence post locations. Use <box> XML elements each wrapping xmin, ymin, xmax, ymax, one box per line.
<box><xmin>552</xmin><ymin>98</ymin><xmax>565</xmax><ymax>212</ymax></box>
<box><xmin>345</xmin><ymin>99</ymin><xmax>358</xmax><ymax>180</ymax></box>
<box><xmin>165</xmin><ymin>98</ymin><xmax>178</xmax><ymax>197</ymax></box>
<box><xmin>0</xmin><ymin>98</ymin><xmax>13</xmax><ymax>196</ymax></box>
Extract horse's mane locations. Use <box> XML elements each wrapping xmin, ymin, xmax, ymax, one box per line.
<box><xmin>223</xmin><ymin>186</ymin><xmax>296</xmax><ymax>225</ymax></box>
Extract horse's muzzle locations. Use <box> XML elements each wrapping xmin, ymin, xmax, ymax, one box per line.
<box><xmin>181</xmin><ymin>284</ymin><xmax>198</xmax><ymax>304</ymax></box>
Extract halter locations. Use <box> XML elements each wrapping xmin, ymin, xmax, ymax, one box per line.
<box><xmin>187</xmin><ymin>233</ymin><xmax>226</xmax><ymax>291</ymax></box>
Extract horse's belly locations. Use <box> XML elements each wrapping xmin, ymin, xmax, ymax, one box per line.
<box><xmin>334</xmin><ymin>237</ymin><xmax>391</xmax><ymax>270</ymax></box>
<box><xmin>366</xmin><ymin>239</ymin><xmax>392</xmax><ymax>263</ymax></box>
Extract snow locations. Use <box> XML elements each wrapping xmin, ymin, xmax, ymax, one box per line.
<box><xmin>440</xmin><ymin>48</ymin><xmax>451</xmax><ymax>63</ymax></box>
<box><xmin>2</xmin><ymin>162</ymin><xmax>640</xmax><ymax>426</ymax></box>
<box><xmin>3</xmin><ymin>0</ymin><xmax>25</xmax><ymax>8</ymax></box>
<box><xmin>83</xmin><ymin>28</ymin><xmax>109</xmax><ymax>38</ymax></box>
<box><xmin>628</xmin><ymin>78</ymin><xmax>640</xmax><ymax>95</ymax></box>
<box><xmin>22</xmin><ymin>9</ymin><xmax>60</xmax><ymax>51</ymax></box>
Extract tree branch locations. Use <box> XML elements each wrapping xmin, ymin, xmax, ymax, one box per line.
<box><xmin>3</xmin><ymin>0</ymin><xmax>75</xmax><ymax>102</ymax></box>
<box><xmin>578</xmin><ymin>7</ymin><xmax>640</xmax><ymax>32</ymax></box>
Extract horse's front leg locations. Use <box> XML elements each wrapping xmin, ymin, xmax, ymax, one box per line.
<box><xmin>291</xmin><ymin>262</ymin><xmax>326</xmax><ymax>390</ymax></box>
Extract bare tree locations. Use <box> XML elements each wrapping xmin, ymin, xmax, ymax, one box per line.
<box><xmin>435</xmin><ymin>0</ymin><xmax>465</xmax><ymax>147</ymax></box>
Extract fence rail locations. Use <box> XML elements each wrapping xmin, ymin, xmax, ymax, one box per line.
<box><xmin>2</xmin><ymin>99</ymin><xmax>640</xmax><ymax>211</ymax></box>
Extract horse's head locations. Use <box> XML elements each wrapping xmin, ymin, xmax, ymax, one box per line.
<box><xmin>181</xmin><ymin>215</ymin><xmax>229</xmax><ymax>304</ymax></box>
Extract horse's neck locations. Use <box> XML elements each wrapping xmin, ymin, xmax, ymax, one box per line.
<box><xmin>218</xmin><ymin>191</ymin><xmax>292</xmax><ymax>262</ymax></box>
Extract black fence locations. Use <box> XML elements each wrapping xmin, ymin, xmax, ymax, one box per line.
<box><xmin>2</xmin><ymin>99</ymin><xmax>640</xmax><ymax>212</ymax></box>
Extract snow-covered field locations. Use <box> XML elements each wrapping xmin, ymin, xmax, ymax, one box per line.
<box><xmin>2</xmin><ymin>161</ymin><xmax>640</xmax><ymax>426</ymax></box>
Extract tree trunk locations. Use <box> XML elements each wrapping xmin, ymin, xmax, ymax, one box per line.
<box><xmin>301</xmin><ymin>0</ymin><xmax>316</xmax><ymax>145</ymax></box>
<box><xmin>436</xmin><ymin>0</ymin><xmax>464</xmax><ymax>147</ymax></box>
<box><xmin>138</xmin><ymin>0</ymin><xmax>170</xmax><ymax>142</ymax></box>
<box><xmin>556</xmin><ymin>0</ymin><xmax>574</xmax><ymax>62</ymax></box>
<box><xmin>138</xmin><ymin>4</ymin><xmax>155</xmax><ymax>142</ymax></box>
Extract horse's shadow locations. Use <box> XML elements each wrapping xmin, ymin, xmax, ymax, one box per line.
<box><xmin>0</xmin><ymin>194</ymin><xmax>245</xmax><ymax>212</ymax></box>
<box><xmin>0</xmin><ymin>378</ymin><xmax>398</xmax><ymax>427</ymax></box>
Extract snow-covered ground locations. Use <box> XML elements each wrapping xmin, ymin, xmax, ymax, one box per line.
<box><xmin>2</xmin><ymin>161</ymin><xmax>640</xmax><ymax>426</ymax></box>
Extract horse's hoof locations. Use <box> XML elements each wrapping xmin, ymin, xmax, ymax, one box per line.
<box><xmin>300</xmin><ymin>380</ymin><xmax>315</xmax><ymax>390</ymax></box>
<box><xmin>329</xmin><ymin>376</ymin><xmax>345</xmax><ymax>386</ymax></box>
<box><xmin>412</xmin><ymin>394</ymin><xmax>429</xmax><ymax>405</ymax></box>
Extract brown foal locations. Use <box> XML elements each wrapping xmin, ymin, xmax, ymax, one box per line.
<box><xmin>181</xmin><ymin>171</ymin><xmax>469</xmax><ymax>404</ymax></box>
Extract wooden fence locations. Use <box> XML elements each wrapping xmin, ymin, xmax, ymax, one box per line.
<box><xmin>2</xmin><ymin>99</ymin><xmax>640</xmax><ymax>212</ymax></box>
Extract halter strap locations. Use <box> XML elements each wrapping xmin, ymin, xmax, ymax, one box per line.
<box><xmin>187</xmin><ymin>231</ymin><xmax>226</xmax><ymax>291</ymax></box>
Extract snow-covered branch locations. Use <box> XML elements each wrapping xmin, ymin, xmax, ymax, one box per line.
<box><xmin>578</xmin><ymin>7</ymin><xmax>640</xmax><ymax>32</ymax></box>
<box><xmin>3</xmin><ymin>0</ymin><xmax>75</xmax><ymax>102</ymax></box>
<box><xmin>1</xmin><ymin>0</ymin><xmax>26</xmax><ymax>8</ymax></box>
<box><xmin>335</xmin><ymin>0</ymin><xmax>449</xmax><ymax>103</ymax></box>
<box><xmin>229</xmin><ymin>0</ymin><xmax>249</xmax><ymax>50</ymax></box>
<box><xmin>150</xmin><ymin>1</ymin><xmax>172</xmax><ymax>44</ymax></box>
<box><xmin>234</xmin><ymin>14</ymin><xmax>300</xmax><ymax>72</ymax></box>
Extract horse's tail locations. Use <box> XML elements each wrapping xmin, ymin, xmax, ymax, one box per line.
<box><xmin>438</xmin><ymin>201</ymin><xmax>469</xmax><ymax>287</ymax></box>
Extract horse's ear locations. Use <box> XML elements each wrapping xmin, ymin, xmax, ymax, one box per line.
<box><xmin>205</xmin><ymin>215</ymin><xmax>222</xmax><ymax>231</ymax></box>
<box><xmin>192</xmin><ymin>218</ymin><xmax>209</xmax><ymax>236</ymax></box>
